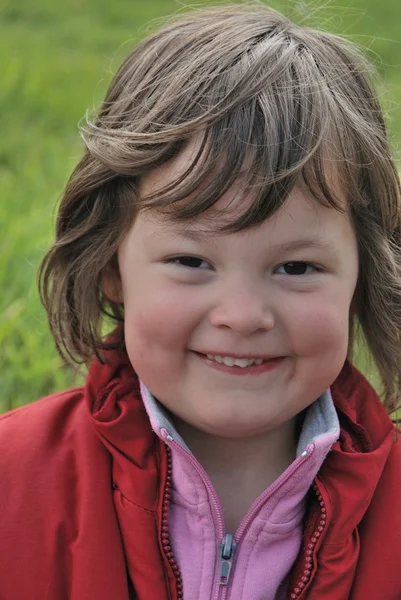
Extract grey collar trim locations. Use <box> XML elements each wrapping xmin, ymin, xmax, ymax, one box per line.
<box><xmin>296</xmin><ymin>388</ymin><xmax>339</xmax><ymax>456</ymax></box>
<box><xmin>141</xmin><ymin>383</ymin><xmax>191</xmax><ymax>451</ymax></box>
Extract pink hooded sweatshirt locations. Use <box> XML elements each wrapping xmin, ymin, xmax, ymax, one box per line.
<box><xmin>140</xmin><ymin>382</ymin><xmax>339</xmax><ymax>599</ymax></box>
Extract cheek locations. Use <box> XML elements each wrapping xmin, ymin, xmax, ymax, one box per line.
<box><xmin>285</xmin><ymin>295</ymin><xmax>350</xmax><ymax>357</ymax></box>
<box><xmin>283</xmin><ymin>294</ymin><xmax>352</xmax><ymax>396</ymax></box>
<box><xmin>123</xmin><ymin>284</ymin><xmax>202</xmax><ymax>357</ymax></box>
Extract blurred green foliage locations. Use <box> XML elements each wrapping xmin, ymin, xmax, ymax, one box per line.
<box><xmin>1</xmin><ymin>0</ymin><xmax>400</xmax><ymax>412</ymax></box>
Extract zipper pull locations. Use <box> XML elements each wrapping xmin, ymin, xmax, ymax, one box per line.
<box><xmin>219</xmin><ymin>534</ymin><xmax>237</xmax><ymax>586</ymax></box>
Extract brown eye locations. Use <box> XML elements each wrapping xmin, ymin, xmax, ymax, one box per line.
<box><xmin>276</xmin><ymin>262</ymin><xmax>314</xmax><ymax>275</ymax></box>
<box><xmin>169</xmin><ymin>256</ymin><xmax>209</xmax><ymax>269</ymax></box>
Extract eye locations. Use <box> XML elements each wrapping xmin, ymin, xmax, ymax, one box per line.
<box><xmin>275</xmin><ymin>262</ymin><xmax>317</xmax><ymax>275</ymax></box>
<box><xmin>166</xmin><ymin>255</ymin><xmax>211</xmax><ymax>269</ymax></box>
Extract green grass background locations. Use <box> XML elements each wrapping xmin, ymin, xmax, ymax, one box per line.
<box><xmin>1</xmin><ymin>0</ymin><xmax>400</xmax><ymax>412</ymax></box>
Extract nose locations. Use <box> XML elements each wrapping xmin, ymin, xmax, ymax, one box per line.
<box><xmin>209</xmin><ymin>277</ymin><xmax>275</xmax><ymax>335</ymax></box>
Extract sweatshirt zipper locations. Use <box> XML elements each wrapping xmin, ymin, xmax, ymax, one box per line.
<box><xmin>288</xmin><ymin>480</ymin><xmax>327</xmax><ymax>599</ymax></box>
<box><xmin>217</xmin><ymin>534</ymin><xmax>237</xmax><ymax>600</ymax></box>
<box><xmin>161</xmin><ymin>429</ymin><xmax>313</xmax><ymax>600</ymax></box>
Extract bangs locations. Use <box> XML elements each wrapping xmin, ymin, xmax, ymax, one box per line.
<box><xmin>137</xmin><ymin>91</ymin><xmax>348</xmax><ymax>233</ymax></box>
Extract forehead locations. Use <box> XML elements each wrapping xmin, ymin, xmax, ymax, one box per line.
<box><xmin>138</xmin><ymin>187</ymin><xmax>354</xmax><ymax>256</ymax></box>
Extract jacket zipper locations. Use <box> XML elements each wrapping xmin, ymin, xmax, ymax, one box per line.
<box><xmin>161</xmin><ymin>445</ymin><xmax>184</xmax><ymax>600</ymax></box>
<box><xmin>288</xmin><ymin>480</ymin><xmax>327</xmax><ymax>599</ymax></box>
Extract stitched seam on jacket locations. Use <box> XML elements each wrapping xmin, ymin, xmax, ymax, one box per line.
<box><xmin>113</xmin><ymin>488</ymin><xmax>156</xmax><ymax>514</ymax></box>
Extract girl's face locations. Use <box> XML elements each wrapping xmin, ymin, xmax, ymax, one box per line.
<box><xmin>114</xmin><ymin>153</ymin><xmax>359</xmax><ymax>439</ymax></box>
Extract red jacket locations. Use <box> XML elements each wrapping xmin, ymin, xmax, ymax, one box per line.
<box><xmin>0</xmin><ymin>350</ymin><xmax>400</xmax><ymax>600</ymax></box>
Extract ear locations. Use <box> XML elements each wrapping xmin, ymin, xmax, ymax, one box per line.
<box><xmin>102</xmin><ymin>256</ymin><xmax>124</xmax><ymax>304</ymax></box>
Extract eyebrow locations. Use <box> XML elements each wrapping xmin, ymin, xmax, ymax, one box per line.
<box><xmin>173</xmin><ymin>228</ymin><xmax>211</xmax><ymax>242</ymax></box>
<box><xmin>270</xmin><ymin>238</ymin><xmax>334</xmax><ymax>253</ymax></box>
<box><xmin>169</xmin><ymin>228</ymin><xmax>334</xmax><ymax>253</ymax></box>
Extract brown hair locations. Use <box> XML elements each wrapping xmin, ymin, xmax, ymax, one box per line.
<box><xmin>39</xmin><ymin>3</ymin><xmax>401</xmax><ymax>409</ymax></box>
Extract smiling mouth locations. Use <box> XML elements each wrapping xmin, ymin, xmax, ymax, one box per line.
<box><xmin>194</xmin><ymin>352</ymin><xmax>282</xmax><ymax>369</ymax></box>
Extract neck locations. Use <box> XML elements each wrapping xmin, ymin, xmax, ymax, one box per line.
<box><xmin>175</xmin><ymin>418</ymin><xmax>298</xmax><ymax>473</ymax></box>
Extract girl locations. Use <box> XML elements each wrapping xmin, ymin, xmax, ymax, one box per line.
<box><xmin>1</xmin><ymin>4</ymin><xmax>401</xmax><ymax>599</ymax></box>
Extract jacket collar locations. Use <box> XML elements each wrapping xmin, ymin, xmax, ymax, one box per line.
<box><xmin>318</xmin><ymin>361</ymin><xmax>395</xmax><ymax>543</ymax></box>
<box><xmin>85</xmin><ymin>348</ymin><xmax>395</xmax><ymax>528</ymax></box>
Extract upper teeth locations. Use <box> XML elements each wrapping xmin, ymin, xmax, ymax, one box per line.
<box><xmin>206</xmin><ymin>355</ymin><xmax>264</xmax><ymax>368</ymax></box>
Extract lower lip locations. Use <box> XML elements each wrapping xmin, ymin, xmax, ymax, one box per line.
<box><xmin>194</xmin><ymin>352</ymin><xmax>285</xmax><ymax>375</ymax></box>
